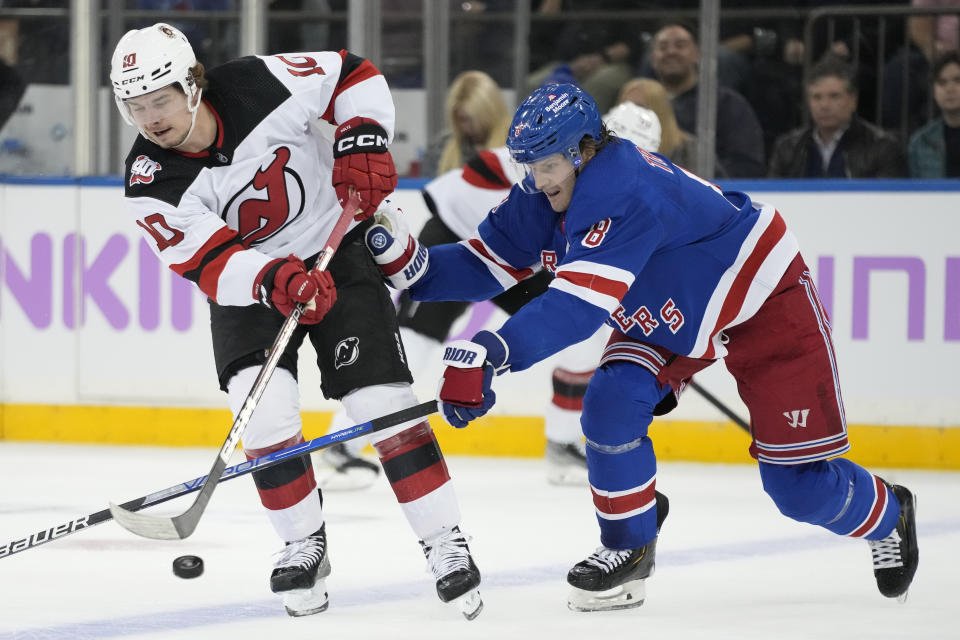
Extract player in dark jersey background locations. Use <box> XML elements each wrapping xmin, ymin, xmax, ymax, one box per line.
<box><xmin>364</xmin><ymin>83</ymin><xmax>919</xmax><ymax>612</ymax></box>
<box><xmin>110</xmin><ymin>23</ymin><xmax>481</xmax><ymax>619</ymax></box>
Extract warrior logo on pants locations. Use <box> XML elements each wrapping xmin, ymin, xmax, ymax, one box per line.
<box><xmin>334</xmin><ymin>337</ymin><xmax>360</xmax><ymax>369</ymax></box>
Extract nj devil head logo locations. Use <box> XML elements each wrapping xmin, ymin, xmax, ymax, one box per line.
<box><xmin>334</xmin><ymin>337</ymin><xmax>360</xmax><ymax>369</ymax></box>
<box><xmin>223</xmin><ymin>147</ymin><xmax>305</xmax><ymax>247</ymax></box>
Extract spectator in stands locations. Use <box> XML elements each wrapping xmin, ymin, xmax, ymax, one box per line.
<box><xmin>649</xmin><ymin>21</ymin><xmax>766</xmax><ymax>177</ymax></box>
<box><xmin>617</xmin><ymin>77</ymin><xmax>703</xmax><ymax>174</ymax></box>
<box><xmin>526</xmin><ymin>0</ymin><xmax>640</xmax><ymax>113</ymax></box>
<box><xmin>908</xmin><ymin>50</ymin><xmax>960</xmax><ymax>177</ymax></box>
<box><xmin>769</xmin><ymin>57</ymin><xmax>907</xmax><ymax>178</ymax></box>
<box><xmin>778</xmin><ymin>0</ymin><xmax>910</xmax><ymax>126</ymax></box>
<box><xmin>882</xmin><ymin>0</ymin><xmax>960</xmax><ymax>132</ymax></box>
<box><xmin>135</xmin><ymin>0</ymin><xmax>238</xmax><ymax>66</ymax></box>
<box><xmin>421</xmin><ymin>70</ymin><xmax>511</xmax><ymax>177</ymax></box>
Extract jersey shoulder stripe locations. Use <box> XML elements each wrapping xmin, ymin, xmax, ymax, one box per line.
<box><xmin>321</xmin><ymin>50</ymin><xmax>382</xmax><ymax>124</ymax></box>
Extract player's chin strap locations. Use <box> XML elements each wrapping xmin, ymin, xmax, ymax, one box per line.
<box><xmin>172</xmin><ymin>88</ymin><xmax>204</xmax><ymax>150</ymax></box>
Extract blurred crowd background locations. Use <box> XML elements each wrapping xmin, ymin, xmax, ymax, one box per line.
<box><xmin>1</xmin><ymin>0</ymin><xmax>959</xmax><ymax>181</ymax></box>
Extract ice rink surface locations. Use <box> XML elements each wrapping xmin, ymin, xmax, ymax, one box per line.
<box><xmin>0</xmin><ymin>442</ymin><xmax>956</xmax><ymax>640</ymax></box>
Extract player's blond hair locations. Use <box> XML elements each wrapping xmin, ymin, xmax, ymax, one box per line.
<box><xmin>617</xmin><ymin>78</ymin><xmax>690</xmax><ymax>156</ymax></box>
<box><xmin>438</xmin><ymin>71</ymin><xmax>511</xmax><ymax>174</ymax></box>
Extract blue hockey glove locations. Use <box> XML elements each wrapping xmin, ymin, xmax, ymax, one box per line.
<box><xmin>364</xmin><ymin>199</ymin><xmax>429</xmax><ymax>289</ymax></box>
<box><xmin>437</xmin><ymin>330</ymin><xmax>509</xmax><ymax>428</ymax></box>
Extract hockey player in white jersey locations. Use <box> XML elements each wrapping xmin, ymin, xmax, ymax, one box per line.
<box><xmin>319</xmin><ymin>101</ymin><xmax>663</xmax><ymax>488</ymax></box>
<box><xmin>364</xmin><ymin>83</ymin><xmax>918</xmax><ymax>611</ymax></box>
<box><xmin>110</xmin><ymin>23</ymin><xmax>481</xmax><ymax>619</ymax></box>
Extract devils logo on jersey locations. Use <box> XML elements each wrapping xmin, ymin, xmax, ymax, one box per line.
<box><xmin>334</xmin><ymin>337</ymin><xmax>360</xmax><ymax>369</ymax></box>
<box><xmin>222</xmin><ymin>146</ymin><xmax>305</xmax><ymax>247</ymax></box>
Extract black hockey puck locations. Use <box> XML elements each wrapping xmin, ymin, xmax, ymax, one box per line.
<box><xmin>172</xmin><ymin>555</ymin><xmax>204</xmax><ymax>579</ymax></box>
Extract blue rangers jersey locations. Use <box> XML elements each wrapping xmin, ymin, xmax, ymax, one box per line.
<box><xmin>410</xmin><ymin>138</ymin><xmax>800</xmax><ymax>372</ymax></box>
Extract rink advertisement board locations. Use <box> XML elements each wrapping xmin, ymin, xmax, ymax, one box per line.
<box><xmin>0</xmin><ymin>177</ymin><xmax>958</xmax><ymax>468</ymax></box>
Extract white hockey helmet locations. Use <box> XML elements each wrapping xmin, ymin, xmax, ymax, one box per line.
<box><xmin>603</xmin><ymin>102</ymin><xmax>662</xmax><ymax>153</ymax></box>
<box><xmin>110</xmin><ymin>23</ymin><xmax>199</xmax><ymax>126</ymax></box>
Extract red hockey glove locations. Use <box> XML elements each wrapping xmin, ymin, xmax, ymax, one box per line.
<box><xmin>254</xmin><ymin>255</ymin><xmax>337</xmax><ymax>324</ymax></box>
<box><xmin>437</xmin><ymin>331</ymin><xmax>508</xmax><ymax>428</ymax></box>
<box><xmin>332</xmin><ymin>116</ymin><xmax>398</xmax><ymax>221</ymax></box>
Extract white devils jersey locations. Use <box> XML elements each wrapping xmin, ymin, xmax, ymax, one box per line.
<box><xmin>422</xmin><ymin>147</ymin><xmax>521</xmax><ymax>241</ymax></box>
<box><xmin>122</xmin><ymin>51</ymin><xmax>395</xmax><ymax>306</ymax></box>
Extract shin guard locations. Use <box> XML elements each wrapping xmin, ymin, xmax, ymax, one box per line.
<box><xmin>374</xmin><ymin>420</ymin><xmax>460</xmax><ymax>539</ymax></box>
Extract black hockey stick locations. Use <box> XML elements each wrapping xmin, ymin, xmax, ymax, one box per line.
<box><xmin>108</xmin><ymin>193</ymin><xmax>361</xmax><ymax>541</ymax></box>
<box><xmin>1</xmin><ymin>400</ymin><xmax>437</xmax><ymax>559</ymax></box>
<box><xmin>688</xmin><ymin>379</ymin><xmax>750</xmax><ymax>432</ymax></box>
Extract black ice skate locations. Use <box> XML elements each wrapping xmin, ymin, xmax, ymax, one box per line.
<box><xmin>545</xmin><ymin>439</ymin><xmax>588</xmax><ymax>486</ymax></box>
<box><xmin>314</xmin><ymin>442</ymin><xmax>380</xmax><ymax>491</ymax></box>
<box><xmin>271</xmin><ymin>524</ymin><xmax>331</xmax><ymax>617</ymax></box>
<box><xmin>869</xmin><ymin>482</ymin><xmax>918</xmax><ymax>602</ymax></box>
<box><xmin>567</xmin><ymin>490</ymin><xmax>669</xmax><ymax>612</ymax></box>
<box><xmin>420</xmin><ymin>525</ymin><xmax>483</xmax><ymax>620</ymax></box>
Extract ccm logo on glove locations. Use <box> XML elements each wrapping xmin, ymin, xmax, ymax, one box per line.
<box><xmin>335</xmin><ymin>131</ymin><xmax>388</xmax><ymax>153</ymax></box>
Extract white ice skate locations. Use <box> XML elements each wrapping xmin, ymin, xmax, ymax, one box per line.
<box><xmin>312</xmin><ymin>442</ymin><xmax>380</xmax><ymax>491</ymax></box>
<box><xmin>545</xmin><ymin>439</ymin><xmax>589</xmax><ymax>486</ymax></box>
<box><xmin>420</xmin><ymin>526</ymin><xmax>483</xmax><ymax>620</ymax></box>
<box><xmin>271</xmin><ymin>525</ymin><xmax>331</xmax><ymax>617</ymax></box>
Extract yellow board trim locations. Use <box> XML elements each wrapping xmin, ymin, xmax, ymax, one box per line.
<box><xmin>1</xmin><ymin>404</ymin><xmax>958</xmax><ymax>469</ymax></box>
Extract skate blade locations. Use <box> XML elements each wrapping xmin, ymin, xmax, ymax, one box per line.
<box><xmin>454</xmin><ymin>589</ymin><xmax>483</xmax><ymax>621</ymax></box>
<box><xmin>567</xmin><ymin>579</ymin><xmax>646</xmax><ymax>612</ymax></box>
<box><xmin>313</xmin><ymin>465</ymin><xmax>379</xmax><ymax>491</ymax></box>
<box><xmin>281</xmin><ymin>580</ymin><xmax>329</xmax><ymax>617</ymax></box>
<box><xmin>546</xmin><ymin>464</ymin><xmax>588</xmax><ymax>487</ymax></box>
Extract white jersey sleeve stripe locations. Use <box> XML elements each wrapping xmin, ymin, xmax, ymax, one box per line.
<box><xmin>464</xmin><ymin>238</ymin><xmax>537</xmax><ymax>290</ymax></box>
<box><xmin>550</xmin><ymin>261</ymin><xmax>634</xmax><ymax>313</ymax></box>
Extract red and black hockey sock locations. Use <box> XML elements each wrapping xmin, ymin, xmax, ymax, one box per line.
<box><xmin>373</xmin><ymin>421</ymin><xmax>451</xmax><ymax>503</ymax></box>
<box><xmin>245</xmin><ymin>434</ymin><xmax>318</xmax><ymax>510</ymax></box>
<box><xmin>552</xmin><ymin>368</ymin><xmax>594</xmax><ymax>411</ymax></box>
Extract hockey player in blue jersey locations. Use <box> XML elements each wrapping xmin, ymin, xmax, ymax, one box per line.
<box><xmin>364</xmin><ymin>83</ymin><xmax>919</xmax><ymax>611</ymax></box>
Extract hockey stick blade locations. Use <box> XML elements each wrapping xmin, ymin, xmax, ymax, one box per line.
<box><xmin>3</xmin><ymin>400</ymin><xmax>437</xmax><ymax>558</ymax></box>
<box><xmin>109</xmin><ymin>194</ymin><xmax>361</xmax><ymax>541</ymax></box>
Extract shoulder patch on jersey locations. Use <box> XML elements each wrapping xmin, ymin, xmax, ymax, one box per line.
<box><xmin>124</xmin><ymin>138</ymin><xmax>205</xmax><ymax>206</ymax></box>
<box><xmin>129</xmin><ymin>154</ymin><xmax>162</xmax><ymax>186</ymax></box>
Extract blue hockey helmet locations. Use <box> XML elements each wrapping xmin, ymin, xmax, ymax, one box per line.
<box><xmin>507</xmin><ymin>83</ymin><xmax>603</xmax><ymax>168</ymax></box>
